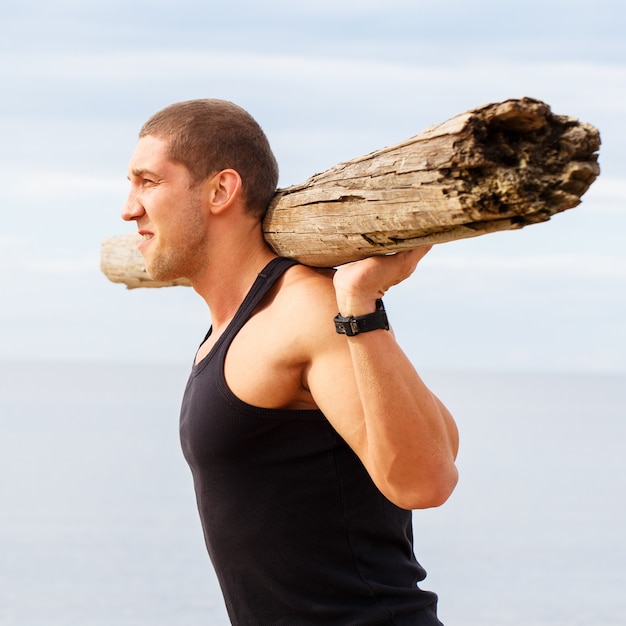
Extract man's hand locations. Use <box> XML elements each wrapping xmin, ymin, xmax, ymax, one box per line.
<box><xmin>333</xmin><ymin>246</ymin><xmax>432</xmax><ymax>316</ymax></box>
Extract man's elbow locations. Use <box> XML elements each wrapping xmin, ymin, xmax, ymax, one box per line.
<box><xmin>389</xmin><ymin>463</ymin><xmax>459</xmax><ymax>511</ymax></box>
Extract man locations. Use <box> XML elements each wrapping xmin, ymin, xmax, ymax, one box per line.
<box><xmin>122</xmin><ymin>99</ymin><xmax>459</xmax><ymax>625</ymax></box>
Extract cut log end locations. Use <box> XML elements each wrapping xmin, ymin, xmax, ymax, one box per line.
<box><xmin>452</xmin><ymin>97</ymin><xmax>600</xmax><ymax>218</ymax></box>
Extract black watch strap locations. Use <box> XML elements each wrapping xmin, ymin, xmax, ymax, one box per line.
<box><xmin>334</xmin><ymin>299</ymin><xmax>389</xmax><ymax>336</ymax></box>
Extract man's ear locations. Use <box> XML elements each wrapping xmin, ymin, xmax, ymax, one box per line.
<box><xmin>205</xmin><ymin>169</ymin><xmax>242</xmax><ymax>215</ymax></box>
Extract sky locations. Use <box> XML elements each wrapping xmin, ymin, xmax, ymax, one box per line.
<box><xmin>1</xmin><ymin>0</ymin><xmax>625</xmax><ymax>374</ymax></box>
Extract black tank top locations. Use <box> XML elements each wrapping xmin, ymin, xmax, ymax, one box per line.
<box><xmin>179</xmin><ymin>257</ymin><xmax>441</xmax><ymax>625</ymax></box>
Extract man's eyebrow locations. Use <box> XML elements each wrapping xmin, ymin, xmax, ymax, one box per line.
<box><xmin>129</xmin><ymin>167</ymin><xmax>155</xmax><ymax>178</ymax></box>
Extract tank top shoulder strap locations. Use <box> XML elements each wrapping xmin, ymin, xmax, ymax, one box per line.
<box><xmin>201</xmin><ymin>257</ymin><xmax>299</xmax><ymax>367</ymax></box>
<box><xmin>231</xmin><ymin>256</ymin><xmax>299</xmax><ymax>332</ymax></box>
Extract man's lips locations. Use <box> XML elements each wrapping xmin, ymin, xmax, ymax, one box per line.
<box><xmin>137</xmin><ymin>230</ymin><xmax>154</xmax><ymax>250</ymax></box>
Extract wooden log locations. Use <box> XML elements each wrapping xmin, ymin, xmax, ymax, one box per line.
<box><xmin>101</xmin><ymin>97</ymin><xmax>600</xmax><ymax>289</ymax></box>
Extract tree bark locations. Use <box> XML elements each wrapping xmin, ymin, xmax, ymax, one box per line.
<box><xmin>101</xmin><ymin>97</ymin><xmax>600</xmax><ymax>289</ymax></box>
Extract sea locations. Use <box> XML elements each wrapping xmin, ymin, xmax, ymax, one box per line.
<box><xmin>1</xmin><ymin>361</ymin><xmax>624</xmax><ymax>626</ymax></box>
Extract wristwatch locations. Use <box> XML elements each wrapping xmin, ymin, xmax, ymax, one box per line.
<box><xmin>334</xmin><ymin>299</ymin><xmax>390</xmax><ymax>336</ymax></box>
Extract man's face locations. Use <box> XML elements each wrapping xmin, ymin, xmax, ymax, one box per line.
<box><xmin>122</xmin><ymin>135</ymin><xmax>208</xmax><ymax>281</ymax></box>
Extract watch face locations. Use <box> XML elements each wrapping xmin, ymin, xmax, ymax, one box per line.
<box><xmin>334</xmin><ymin>316</ymin><xmax>354</xmax><ymax>336</ymax></box>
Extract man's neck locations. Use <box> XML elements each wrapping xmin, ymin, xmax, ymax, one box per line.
<box><xmin>191</xmin><ymin>231</ymin><xmax>277</xmax><ymax>332</ymax></box>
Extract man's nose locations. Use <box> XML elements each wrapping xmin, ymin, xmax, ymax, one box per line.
<box><xmin>121</xmin><ymin>191</ymin><xmax>144</xmax><ymax>222</ymax></box>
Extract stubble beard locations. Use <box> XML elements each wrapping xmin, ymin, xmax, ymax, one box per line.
<box><xmin>145</xmin><ymin>193</ymin><xmax>208</xmax><ymax>282</ymax></box>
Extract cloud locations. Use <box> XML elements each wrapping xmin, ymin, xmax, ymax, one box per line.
<box><xmin>428</xmin><ymin>253</ymin><xmax>626</xmax><ymax>279</ymax></box>
<box><xmin>584</xmin><ymin>177</ymin><xmax>626</xmax><ymax>213</ymax></box>
<box><xmin>25</xmin><ymin>256</ymin><xmax>100</xmax><ymax>275</ymax></box>
<box><xmin>4</xmin><ymin>48</ymin><xmax>624</xmax><ymax>109</ymax></box>
<box><xmin>0</xmin><ymin>233</ymin><xmax>100</xmax><ymax>275</ymax></box>
<box><xmin>1</xmin><ymin>171</ymin><xmax>125</xmax><ymax>201</ymax></box>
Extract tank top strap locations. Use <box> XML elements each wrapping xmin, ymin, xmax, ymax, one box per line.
<box><xmin>195</xmin><ymin>257</ymin><xmax>299</xmax><ymax>371</ymax></box>
<box><xmin>231</xmin><ymin>256</ymin><xmax>299</xmax><ymax>333</ymax></box>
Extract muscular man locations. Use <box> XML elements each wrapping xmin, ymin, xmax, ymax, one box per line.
<box><xmin>122</xmin><ymin>99</ymin><xmax>459</xmax><ymax>625</ymax></box>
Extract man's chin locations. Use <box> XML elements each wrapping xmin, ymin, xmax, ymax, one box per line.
<box><xmin>144</xmin><ymin>262</ymin><xmax>186</xmax><ymax>283</ymax></box>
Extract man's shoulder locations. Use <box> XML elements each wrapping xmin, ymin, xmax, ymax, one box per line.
<box><xmin>277</xmin><ymin>263</ymin><xmax>337</xmax><ymax>315</ymax></box>
<box><xmin>259</xmin><ymin>263</ymin><xmax>341</xmax><ymax>352</ymax></box>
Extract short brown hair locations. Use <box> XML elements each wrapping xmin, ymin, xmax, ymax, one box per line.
<box><xmin>140</xmin><ymin>99</ymin><xmax>279</xmax><ymax>218</ymax></box>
